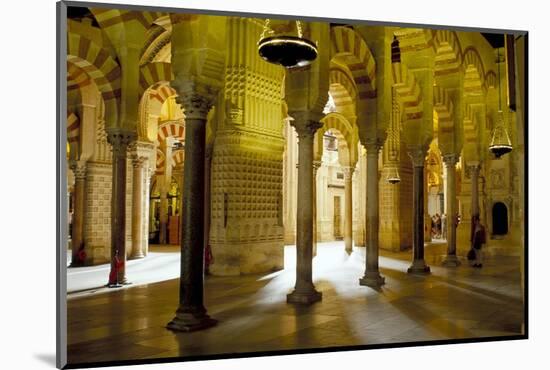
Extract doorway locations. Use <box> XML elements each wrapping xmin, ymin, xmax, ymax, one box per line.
<box><xmin>492</xmin><ymin>202</ymin><xmax>508</xmax><ymax>236</ymax></box>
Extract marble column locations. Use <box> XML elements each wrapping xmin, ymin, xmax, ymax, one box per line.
<box><xmin>167</xmin><ymin>93</ymin><xmax>217</xmax><ymax>332</ymax></box>
<box><xmin>442</xmin><ymin>153</ymin><xmax>460</xmax><ymax>267</ymax></box>
<box><xmin>407</xmin><ymin>147</ymin><xmax>431</xmax><ymax>274</ymax></box>
<box><xmin>130</xmin><ymin>155</ymin><xmax>146</xmax><ymax>259</ymax></box>
<box><xmin>287</xmin><ymin>115</ymin><xmax>323</xmax><ymax>304</ymax></box>
<box><xmin>312</xmin><ymin>160</ymin><xmax>321</xmax><ymax>257</ymax></box>
<box><xmin>469</xmin><ymin>162</ymin><xmax>480</xmax><ymax>217</ymax></box>
<box><xmin>107</xmin><ymin>128</ymin><xmax>136</xmax><ymax>286</ymax></box>
<box><xmin>69</xmin><ymin>161</ymin><xmax>87</xmax><ymax>266</ymax></box>
<box><xmin>360</xmin><ymin>141</ymin><xmax>385</xmax><ymax>287</ymax></box>
<box><xmin>343</xmin><ymin>166</ymin><xmax>354</xmax><ymax>255</ymax></box>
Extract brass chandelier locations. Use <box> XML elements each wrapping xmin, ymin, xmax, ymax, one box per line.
<box><xmin>489</xmin><ymin>42</ymin><xmax>513</xmax><ymax>159</ymax></box>
<box><xmin>258</xmin><ymin>19</ymin><xmax>318</xmax><ymax>69</ymax></box>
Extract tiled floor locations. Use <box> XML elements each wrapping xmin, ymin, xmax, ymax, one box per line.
<box><xmin>66</xmin><ymin>242</ymin><xmax>524</xmax><ymax>366</ymax></box>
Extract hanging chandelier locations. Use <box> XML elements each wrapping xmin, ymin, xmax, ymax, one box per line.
<box><xmin>387</xmin><ymin>41</ymin><xmax>401</xmax><ymax>185</ymax></box>
<box><xmin>489</xmin><ymin>42</ymin><xmax>513</xmax><ymax>159</ymax></box>
<box><xmin>258</xmin><ymin>19</ymin><xmax>318</xmax><ymax>69</ymax></box>
<box><xmin>387</xmin><ymin>166</ymin><xmax>401</xmax><ymax>184</ymax></box>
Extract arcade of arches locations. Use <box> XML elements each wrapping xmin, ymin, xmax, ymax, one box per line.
<box><xmin>65</xmin><ymin>6</ymin><xmax>526</xmax><ymax>364</ymax></box>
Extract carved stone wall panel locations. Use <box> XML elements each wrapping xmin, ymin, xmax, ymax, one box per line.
<box><xmin>209</xmin><ymin>131</ymin><xmax>285</xmax><ymax>275</ymax></box>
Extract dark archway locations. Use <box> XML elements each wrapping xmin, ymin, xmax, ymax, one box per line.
<box><xmin>492</xmin><ymin>202</ymin><xmax>508</xmax><ymax>235</ymax></box>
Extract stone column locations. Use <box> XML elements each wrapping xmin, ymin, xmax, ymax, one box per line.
<box><xmin>69</xmin><ymin>161</ymin><xmax>87</xmax><ymax>266</ymax></box>
<box><xmin>469</xmin><ymin>162</ymin><xmax>480</xmax><ymax>217</ymax></box>
<box><xmin>107</xmin><ymin>128</ymin><xmax>136</xmax><ymax>285</ymax></box>
<box><xmin>312</xmin><ymin>160</ymin><xmax>321</xmax><ymax>257</ymax></box>
<box><xmin>442</xmin><ymin>153</ymin><xmax>460</xmax><ymax>266</ymax></box>
<box><xmin>360</xmin><ymin>141</ymin><xmax>385</xmax><ymax>287</ymax></box>
<box><xmin>287</xmin><ymin>115</ymin><xmax>323</xmax><ymax>304</ymax></box>
<box><xmin>407</xmin><ymin>147</ymin><xmax>431</xmax><ymax>274</ymax></box>
<box><xmin>167</xmin><ymin>93</ymin><xmax>217</xmax><ymax>332</ymax></box>
<box><xmin>143</xmin><ymin>167</ymin><xmax>153</xmax><ymax>256</ymax></box>
<box><xmin>130</xmin><ymin>154</ymin><xmax>146</xmax><ymax>259</ymax></box>
<box><xmin>343</xmin><ymin>166</ymin><xmax>354</xmax><ymax>255</ymax></box>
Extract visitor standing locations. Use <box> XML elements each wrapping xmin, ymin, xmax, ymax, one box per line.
<box><xmin>471</xmin><ymin>215</ymin><xmax>486</xmax><ymax>268</ymax></box>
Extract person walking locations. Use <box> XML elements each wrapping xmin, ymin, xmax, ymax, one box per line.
<box><xmin>471</xmin><ymin>214</ymin><xmax>486</xmax><ymax>268</ymax></box>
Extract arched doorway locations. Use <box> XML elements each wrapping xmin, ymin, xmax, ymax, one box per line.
<box><xmin>492</xmin><ymin>202</ymin><xmax>508</xmax><ymax>236</ymax></box>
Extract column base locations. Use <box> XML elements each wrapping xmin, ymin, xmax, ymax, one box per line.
<box><xmin>129</xmin><ymin>253</ymin><xmax>145</xmax><ymax>260</ymax></box>
<box><xmin>287</xmin><ymin>287</ymin><xmax>322</xmax><ymax>305</ymax></box>
<box><xmin>407</xmin><ymin>260</ymin><xmax>431</xmax><ymax>274</ymax></box>
<box><xmin>442</xmin><ymin>254</ymin><xmax>461</xmax><ymax>267</ymax></box>
<box><xmin>359</xmin><ymin>272</ymin><xmax>385</xmax><ymax>287</ymax></box>
<box><xmin>167</xmin><ymin>310</ymin><xmax>218</xmax><ymax>332</ymax></box>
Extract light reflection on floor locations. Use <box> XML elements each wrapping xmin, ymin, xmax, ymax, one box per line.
<box><xmin>67</xmin><ymin>241</ymin><xmax>525</xmax><ymax>366</ymax></box>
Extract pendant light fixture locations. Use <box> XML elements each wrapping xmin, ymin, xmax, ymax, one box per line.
<box><xmin>387</xmin><ymin>36</ymin><xmax>401</xmax><ymax>184</ymax></box>
<box><xmin>489</xmin><ymin>41</ymin><xmax>513</xmax><ymax>159</ymax></box>
<box><xmin>258</xmin><ymin>19</ymin><xmax>318</xmax><ymax>69</ymax></box>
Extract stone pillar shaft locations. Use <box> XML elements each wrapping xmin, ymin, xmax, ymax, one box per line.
<box><xmin>360</xmin><ymin>143</ymin><xmax>385</xmax><ymax>286</ymax></box>
<box><xmin>131</xmin><ymin>157</ymin><xmax>146</xmax><ymax>259</ymax></box>
<box><xmin>470</xmin><ymin>163</ymin><xmax>480</xmax><ymax>217</ymax></box>
<box><xmin>70</xmin><ymin>162</ymin><xmax>86</xmax><ymax>266</ymax></box>
<box><xmin>443</xmin><ymin>154</ymin><xmax>460</xmax><ymax>266</ymax></box>
<box><xmin>407</xmin><ymin>148</ymin><xmax>430</xmax><ymax>274</ymax></box>
<box><xmin>343</xmin><ymin>167</ymin><xmax>354</xmax><ymax>254</ymax></box>
<box><xmin>312</xmin><ymin>161</ymin><xmax>321</xmax><ymax>257</ymax></box>
<box><xmin>107</xmin><ymin>129</ymin><xmax>135</xmax><ymax>285</ymax></box>
<box><xmin>167</xmin><ymin>92</ymin><xmax>217</xmax><ymax>332</ymax></box>
<box><xmin>287</xmin><ymin>117</ymin><xmax>322</xmax><ymax>304</ymax></box>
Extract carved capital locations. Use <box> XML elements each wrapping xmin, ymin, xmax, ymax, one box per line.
<box><xmin>407</xmin><ymin>146</ymin><xmax>427</xmax><ymax>167</ymax></box>
<box><xmin>107</xmin><ymin>128</ymin><xmax>136</xmax><ymax>158</ymax></box>
<box><xmin>342</xmin><ymin>166</ymin><xmax>355</xmax><ymax>180</ymax></box>
<box><xmin>312</xmin><ymin>160</ymin><xmax>322</xmax><ymax>171</ymax></box>
<box><xmin>290</xmin><ymin>112</ymin><xmax>323</xmax><ymax>139</ymax></box>
<box><xmin>131</xmin><ymin>141</ymin><xmax>155</xmax><ymax>169</ymax></box>
<box><xmin>69</xmin><ymin>160</ymin><xmax>87</xmax><ymax>180</ymax></box>
<box><xmin>442</xmin><ymin>153</ymin><xmax>460</xmax><ymax>166</ymax></box>
<box><xmin>363</xmin><ymin>138</ymin><xmax>384</xmax><ymax>155</ymax></box>
<box><xmin>172</xmin><ymin>78</ymin><xmax>217</xmax><ymax>120</ymax></box>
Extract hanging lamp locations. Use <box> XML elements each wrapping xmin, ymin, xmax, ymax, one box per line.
<box><xmin>387</xmin><ymin>35</ymin><xmax>401</xmax><ymax>184</ymax></box>
<box><xmin>489</xmin><ymin>42</ymin><xmax>513</xmax><ymax>159</ymax></box>
<box><xmin>258</xmin><ymin>19</ymin><xmax>318</xmax><ymax>69</ymax></box>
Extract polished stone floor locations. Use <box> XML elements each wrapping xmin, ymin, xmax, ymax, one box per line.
<box><xmin>67</xmin><ymin>245</ymin><xmax>180</xmax><ymax>294</ymax></box>
<box><xmin>67</xmin><ymin>241</ymin><xmax>524</xmax><ymax>366</ymax></box>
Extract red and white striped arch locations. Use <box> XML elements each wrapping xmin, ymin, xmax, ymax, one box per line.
<box><xmin>330</xmin><ymin>26</ymin><xmax>376</xmax><ymax>100</ymax></box>
<box><xmin>157</xmin><ymin>119</ymin><xmax>185</xmax><ymax>143</ymax></box>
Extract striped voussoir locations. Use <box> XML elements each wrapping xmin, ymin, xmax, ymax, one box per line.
<box><xmin>433</xmin><ymin>30</ymin><xmax>463</xmax><ymax>77</ymax></box>
<box><xmin>158</xmin><ymin>120</ymin><xmax>185</xmax><ymax>143</ymax></box>
<box><xmin>67</xmin><ymin>32</ymin><xmax>121</xmax><ymax>110</ymax></box>
<box><xmin>67</xmin><ymin>112</ymin><xmax>80</xmax><ymax>144</ymax></box>
<box><xmin>330</xmin><ymin>26</ymin><xmax>376</xmax><ymax>100</ymax></box>
<box><xmin>90</xmin><ymin>8</ymin><xmax>167</xmax><ymax>30</ymax></box>
<box><xmin>391</xmin><ymin>62</ymin><xmax>422</xmax><ymax>121</ymax></box>
<box><xmin>329</xmin><ymin>68</ymin><xmax>357</xmax><ymax>107</ymax></box>
<box><xmin>139</xmin><ymin>62</ymin><xmax>174</xmax><ymax>96</ymax></box>
<box><xmin>172</xmin><ymin>149</ymin><xmax>185</xmax><ymax>168</ymax></box>
<box><xmin>155</xmin><ymin>148</ymin><xmax>165</xmax><ymax>174</ymax></box>
<box><xmin>67</xmin><ymin>62</ymin><xmax>91</xmax><ymax>92</ymax></box>
<box><xmin>433</xmin><ymin>86</ymin><xmax>454</xmax><ymax>130</ymax></box>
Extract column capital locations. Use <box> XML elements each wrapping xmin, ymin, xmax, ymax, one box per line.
<box><xmin>361</xmin><ymin>137</ymin><xmax>384</xmax><ymax>154</ymax></box>
<box><xmin>131</xmin><ymin>141</ymin><xmax>155</xmax><ymax>168</ymax></box>
<box><xmin>466</xmin><ymin>161</ymin><xmax>481</xmax><ymax>171</ymax></box>
<box><xmin>172</xmin><ymin>79</ymin><xmax>217</xmax><ymax>120</ymax></box>
<box><xmin>69</xmin><ymin>160</ymin><xmax>87</xmax><ymax>180</ymax></box>
<box><xmin>289</xmin><ymin>110</ymin><xmax>324</xmax><ymax>138</ymax></box>
<box><xmin>312</xmin><ymin>160</ymin><xmax>322</xmax><ymax>171</ymax></box>
<box><xmin>442</xmin><ymin>153</ymin><xmax>460</xmax><ymax>166</ymax></box>
<box><xmin>342</xmin><ymin>166</ymin><xmax>355</xmax><ymax>180</ymax></box>
<box><xmin>107</xmin><ymin>128</ymin><xmax>136</xmax><ymax>157</ymax></box>
<box><xmin>407</xmin><ymin>146</ymin><xmax>427</xmax><ymax>167</ymax></box>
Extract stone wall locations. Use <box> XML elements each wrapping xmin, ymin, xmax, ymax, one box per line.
<box><xmin>209</xmin><ymin>131</ymin><xmax>285</xmax><ymax>275</ymax></box>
